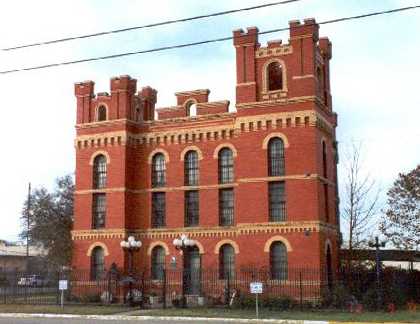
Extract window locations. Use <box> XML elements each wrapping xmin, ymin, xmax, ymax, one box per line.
<box><xmin>93</xmin><ymin>155</ymin><xmax>107</xmax><ymax>189</ymax></box>
<box><xmin>324</xmin><ymin>184</ymin><xmax>329</xmax><ymax>222</ymax></box>
<box><xmin>92</xmin><ymin>193</ymin><xmax>106</xmax><ymax>229</ymax></box>
<box><xmin>185</xmin><ymin>191</ymin><xmax>199</xmax><ymax>227</ymax></box>
<box><xmin>219</xmin><ymin>189</ymin><xmax>234</xmax><ymax>226</ymax></box>
<box><xmin>152</xmin><ymin>153</ymin><xmax>166</xmax><ymax>187</ymax></box>
<box><xmin>268</xmin><ymin>61</ymin><xmax>283</xmax><ymax>91</ymax></box>
<box><xmin>270</xmin><ymin>242</ymin><xmax>287</xmax><ymax>280</ymax></box>
<box><xmin>152</xmin><ymin>192</ymin><xmax>165</xmax><ymax>228</ymax></box>
<box><xmin>219</xmin><ymin>244</ymin><xmax>235</xmax><ymax>279</ymax></box>
<box><xmin>184</xmin><ymin>151</ymin><xmax>199</xmax><ymax>186</ymax></box>
<box><xmin>269</xmin><ymin>181</ymin><xmax>286</xmax><ymax>221</ymax></box>
<box><xmin>91</xmin><ymin>246</ymin><xmax>104</xmax><ymax>280</ymax></box>
<box><xmin>268</xmin><ymin>138</ymin><xmax>285</xmax><ymax>176</ymax></box>
<box><xmin>151</xmin><ymin>246</ymin><xmax>165</xmax><ymax>280</ymax></box>
<box><xmin>218</xmin><ymin>148</ymin><xmax>234</xmax><ymax>184</ymax></box>
<box><xmin>97</xmin><ymin>105</ymin><xmax>107</xmax><ymax>121</ymax></box>
<box><xmin>322</xmin><ymin>141</ymin><xmax>327</xmax><ymax>178</ymax></box>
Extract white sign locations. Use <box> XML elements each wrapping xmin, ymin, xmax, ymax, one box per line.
<box><xmin>250</xmin><ymin>282</ymin><xmax>263</xmax><ymax>294</ymax></box>
<box><xmin>59</xmin><ymin>280</ymin><xmax>68</xmax><ymax>290</ymax></box>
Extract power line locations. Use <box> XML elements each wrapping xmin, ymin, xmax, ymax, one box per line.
<box><xmin>1</xmin><ymin>0</ymin><xmax>302</xmax><ymax>51</ymax></box>
<box><xmin>1</xmin><ymin>5</ymin><xmax>419</xmax><ymax>75</ymax></box>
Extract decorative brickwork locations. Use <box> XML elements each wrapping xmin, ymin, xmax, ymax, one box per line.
<box><xmin>72</xmin><ymin>19</ymin><xmax>340</xmax><ymax>282</ymax></box>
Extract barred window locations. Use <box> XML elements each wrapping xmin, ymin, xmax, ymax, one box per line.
<box><xmin>152</xmin><ymin>192</ymin><xmax>165</xmax><ymax>228</ymax></box>
<box><xmin>219</xmin><ymin>189</ymin><xmax>234</xmax><ymax>226</ymax></box>
<box><xmin>218</xmin><ymin>148</ymin><xmax>234</xmax><ymax>184</ymax></box>
<box><xmin>151</xmin><ymin>246</ymin><xmax>165</xmax><ymax>280</ymax></box>
<box><xmin>97</xmin><ymin>105</ymin><xmax>107</xmax><ymax>121</ymax></box>
<box><xmin>270</xmin><ymin>242</ymin><xmax>287</xmax><ymax>280</ymax></box>
<box><xmin>91</xmin><ymin>246</ymin><xmax>105</xmax><ymax>280</ymax></box>
<box><xmin>185</xmin><ymin>191</ymin><xmax>199</xmax><ymax>227</ymax></box>
<box><xmin>268</xmin><ymin>61</ymin><xmax>283</xmax><ymax>91</ymax></box>
<box><xmin>152</xmin><ymin>153</ymin><xmax>166</xmax><ymax>187</ymax></box>
<box><xmin>184</xmin><ymin>151</ymin><xmax>199</xmax><ymax>186</ymax></box>
<box><xmin>92</xmin><ymin>193</ymin><xmax>106</xmax><ymax>229</ymax></box>
<box><xmin>269</xmin><ymin>181</ymin><xmax>286</xmax><ymax>222</ymax></box>
<box><xmin>93</xmin><ymin>155</ymin><xmax>107</xmax><ymax>189</ymax></box>
<box><xmin>268</xmin><ymin>138</ymin><xmax>285</xmax><ymax>176</ymax></box>
<box><xmin>219</xmin><ymin>244</ymin><xmax>235</xmax><ymax>279</ymax></box>
<box><xmin>322</xmin><ymin>141</ymin><xmax>327</xmax><ymax>178</ymax></box>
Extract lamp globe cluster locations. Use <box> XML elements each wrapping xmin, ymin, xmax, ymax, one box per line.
<box><xmin>120</xmin><ymin>236</ymin><xmax>142</xmax><ymax>249</ymax></box>
<box><xmin>173</xmin><ymin>234</ymin><xmax>196</xmax><ymax>248</ymax></box>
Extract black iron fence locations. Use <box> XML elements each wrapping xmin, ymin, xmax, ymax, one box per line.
<box><xmin>0</xmin><ymin>266</ymin><xmax>417</xmax><ymax>309</ymax></box>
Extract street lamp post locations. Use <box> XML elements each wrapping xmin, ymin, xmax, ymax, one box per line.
<box><xmin>173</xmin><ymin>234</ymin><xmax>196</xmax><ymax>308</ymax></box>
<box><xmin>120</xmin><ymin>236</ymin><xmax>142</xmax><ymax>306</ymax></box>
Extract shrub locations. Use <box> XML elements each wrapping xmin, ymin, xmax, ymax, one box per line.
<box><xmin>262</xmin><ymin>296</ymin><xmax>294</xmax><ymax>311</ymax></box>
<box><xmin>79</xmin><ymin>293</ymin><xmax>101</xmax><ymax>303</ymax></box>
<box><xmin>322</xmin><ymin>284</ymin><xmax>354</xmax><ymax>309</ymax></box>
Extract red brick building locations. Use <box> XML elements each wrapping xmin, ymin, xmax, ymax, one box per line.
<box><xmin>72</xmin><ymin>18</ymin><xmax>340</xmax><ymax>288</ymax></box>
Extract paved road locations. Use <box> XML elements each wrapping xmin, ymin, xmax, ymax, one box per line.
<box><xmin>0</xmin><ymin>317</ymin><xmax>236</xmax><ymax>324</ymax></box>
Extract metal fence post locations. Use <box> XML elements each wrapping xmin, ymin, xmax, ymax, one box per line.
<box><xmin>299</xmin><ymin>271</ymin><xmax>303</xmax><ymax>310</ymax></box>
<box><xmin>163</xmin><ymin>268</ymin><xmax>167</xmax><ymax>309</ymax></box>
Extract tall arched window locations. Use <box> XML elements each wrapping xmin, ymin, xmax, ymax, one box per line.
<box><xmin>219</xmin><ymin>244</ymin><xmax>235</xmax><ymax>279</ymax></box>
<box><xmin>218</xmin><ymin>148</ymin><xmax>234</xmax><ymax>184</ymax></box>
<box><xmin>97</xmin><ymin>105</ymin><xmax>107</xmax><ymax>121</ymax></box>
<box><xmin>268</xmin><ymin>138</ymin><xmax>285</xmax><ymax>176</ymax></box>
<box><xmin>326</xmin><ymin>245</ymin><xmax>333</xmax><ymax>289</ymax></box>
<box><xmin>93</xmin><ymin>155</ymin><xmax>107</xmax><ymax>189</ymax></box>
<box><xmin>151</xmin><ymin>246</ymin><xmax>165</xmax><ymax>280</ymax></box>
<box><xmin>184</xmin><ymin>151</ymin><xmax>199</xmax><ymax>186</ymax></box>
<box><xmin>152</xmin><ymin>153</ymin><xmax>166</xmax><ymax>187</ymax></box>
<box><xmin>270</xmin><ymin>242</ymin><xmax>287</xmax><ymax>280</ymax></box>
<box><xmin>91</xmin><ymin>246</ymin><xmax>104</xmax><ymax>280</ymax></box>
<box><xmin>268</xmin><ymin>61</ymin><xmax>283</xmax><ymax>91</ymax></box>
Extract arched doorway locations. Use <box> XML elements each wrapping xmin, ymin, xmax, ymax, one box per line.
<box><xmin>183</xmin><ymin>246</ymin><xmax>201</xmax><ymax>295</ymax></box>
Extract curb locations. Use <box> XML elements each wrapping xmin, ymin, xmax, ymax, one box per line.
<box><xmin>0</xmin><ymin>313</ymin><xmax>414</xmax><ymax>324</ymax></box>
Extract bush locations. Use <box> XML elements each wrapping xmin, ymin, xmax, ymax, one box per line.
<box><xmin>262</xmin><ymin>296</ymin><xmax>294</xmax><ymax>311</ymax></box>
<box><xmin>361</xmin><ymin>288</ymin><xmax>378</xmax><ymax>311</ymax></box>
<box><xmin>79</xmin><ymin>293</ymin><xmax>101</xmax><ymax>303</ymax></box>
<box><xmin>322</xmin><ymin>284</ymin><xmax>354</xmax><ymax>309</ymax></box>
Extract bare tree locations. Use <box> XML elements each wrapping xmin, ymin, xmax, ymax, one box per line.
<box><xmin>341</xmin><ymin>143</ymin><xmax>381</xmax><ymax>256</ymax></box>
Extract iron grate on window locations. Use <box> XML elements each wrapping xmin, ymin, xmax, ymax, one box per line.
<box><xmin>184</xmin><ymin>151</ymin><xmax>199</xmax><ymax>186</ymax></box>
<box><xmin>92</xmin><ymin>193</ymin><xmax>106</xmax><ymax>229</ymax></box>
<box><xmin>152</xmin><ymin>154</ymin><xmax>166</xmax><ymax>187</ymax></box>
<box><xmin>219</xmin><ymin>189</ymin><xmax>234</xmax><ymax>226</ymax></box>
<box><xmin>269</xmin><ymin>181</ymin><xmax>286</xmax><ymax>222</ymax></box>
<box><xmin>218</xmin><ymin>148</ymin><xmax>234</xmax><ymax>184</ymax></box>
<box><xmin>268</xmin><ymin>138</ymin><xmax>285</xmax><ymax>176</ymax></box>
<box><xmin>185</xmin><ymin>190</ymin><xmax>199</xmax><ymax>227</ymax></box>
<box><xmin>152</xmin><ymin>192</ymin><xmax>166</xmax><ymax>228</ymax></box>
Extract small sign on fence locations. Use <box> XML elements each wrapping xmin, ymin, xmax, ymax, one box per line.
<box><xmin>250</xmin><ymin>282</ymin><xmax>263</xmax><ymax>319</ymax></box>
<box><xmin>59</xmin><ymin>280</ymin><xmax>68</xmax><ymax>290</ymax></box>
<box><xmin>250</xmin><ymin>282</ymin><xmax>263</xmax><ymax>294</ymax></box>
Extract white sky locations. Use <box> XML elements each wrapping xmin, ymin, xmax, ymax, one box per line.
<box><xmin>0</xmin><ymin>0</ymin><xmax>419</xmax><ymax>241</ymax></box>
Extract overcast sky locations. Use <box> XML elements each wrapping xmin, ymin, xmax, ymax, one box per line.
<box><xmin>0</xmin><ymin>0</ymin><xmax>419</xmax><ymax>242</ymax></box>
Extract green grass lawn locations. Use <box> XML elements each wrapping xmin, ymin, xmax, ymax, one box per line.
<box><xmin>140</xmin><ymin>307</ymin><xmax>420</xmax><ymax>323</ymax></box>
<box><xmin>0</xmin><ymin>304</ymin><xmax>418</xmax><ymax>322</ymax></box>
<box><xmin>0</xmin><ymin>304</ymin><xmax>131</xmax><ymax>315</ymax></box>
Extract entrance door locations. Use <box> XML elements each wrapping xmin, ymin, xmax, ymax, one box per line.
<box><xmin>183</xmin><ymin>246</ymin><xmax>201</xmax><ymax>295</ymax></box>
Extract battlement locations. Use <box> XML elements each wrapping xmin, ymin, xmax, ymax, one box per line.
<box><xmin>233</xmin><ymin>27</ymin><xmax>259</xmax><ymax>46</ymax></box>
<box><xmin>289</xmin><ymin>18</ymin><xmax>319</xmax><ymax>40</ymax></box>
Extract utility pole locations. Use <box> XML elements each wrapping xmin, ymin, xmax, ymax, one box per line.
<box><xmin>26</xmin><ymin>182</ymin><xmax>31</xmax><ymax>269</ymax></box>
<box><xmin>369</xmin><ymin>236</ymin><xmax>385</xmax><ymax>309</ymax></box>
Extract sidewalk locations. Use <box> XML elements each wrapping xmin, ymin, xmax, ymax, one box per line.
<box><xmin>0</xmin><ymin>312</ymin><xmax>416</xmax><ymax>324</ymax></box>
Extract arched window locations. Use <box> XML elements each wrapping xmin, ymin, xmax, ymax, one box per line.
<box><xmin>152</xmin><ymin>153</ymin><xmax>166</xmax><ymax>187</ymax></box>
<box><xmin>219</xmin><ymin>244</ymin><xmax>235</xmax><ymax>279</ymax></box>
<box><xmin>92</xmin><ymin>193</ymin><xmax>106</xmax><ymax>229</ymax></box>
<box><xmin>268</xmin><ymin>61</ymin><xmax>283</xmax><ymax>91</ymax></box>
<box><xmin>91</xmin><ymin>246</ymin><xmax>104</xmax><ymax>280</ymax></box>
<box><xmin>151</xmin><ymin>246</ymin><xmax>165</xmax><ymax>280</ymax></box>
<box><xmin>270</xmin><ymin>242</ymin><xmax>287</xmax><ymax>280</ymax></box>
<box><xmin>184</xmin><ymin>151</ymin><xmax>199</xmax><ymax>186</ymax></box>
<box><xmin>268</xmin><ymin>138</ymin><xmax>285</xmax><ymax>176</ymax></box>
<box><xmin>93</xmin><ymin>155</ymin><xmax>107</xmax><ymax>189</ymax></box>
<box><xmin>97</xmin><ymin>105</ymin><xmax>107</xmax><ymax>121</ymax></box>
<box><xmin>218</xmin><ymin>148</ymin><xmax>234</xmax><ymax>184</ymax></box>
